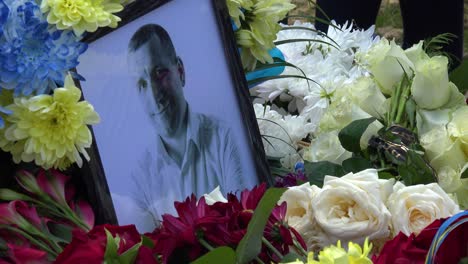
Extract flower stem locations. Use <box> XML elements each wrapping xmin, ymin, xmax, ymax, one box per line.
<box><xmin>293</xmin><ymin>239</ymin><xmax>308</xmax><ymax>257</ymax></box>
<box><xmin>255</xmin><ymin>256</ymin><xmax>266</xmax><ymax>264</ymax></box>
<box><xmin>395</xmin><ymin>77</ymin><xmax>411</xmax><ymax>124</ymax></box>
<box><xmin>0</xmin><ymin>225</ymin><xmax>58</xmax><ymax>257</ymax></box>
<box><xmin>29</xmin><ymin>197</ymin><xmax>89</xmax><ymax>231</ymax></box>
<box><xmin>261</xmin><ymin>237</ymin><xmax>284</xmax><ymax>260</ymax></box>
<box><xmin>390</xmin><ymin>79</ymin><xmax>403</xmax><ymax>124</ymax></box>
<box><xmin>198</xmin><ymin>237</ymin><xmax>214</xmax><ymax>251</ymax></box>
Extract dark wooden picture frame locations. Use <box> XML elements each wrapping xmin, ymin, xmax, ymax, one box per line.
<box><xmin>72</xmin><ymin>0</ymin><xmax>272</xmax><ymax>228</ymax></box>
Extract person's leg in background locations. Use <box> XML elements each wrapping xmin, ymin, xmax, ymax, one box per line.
<box><xmin>315</xmin><ymin>0</ymin><xmax>383</xmax><ymax>32</ymax></box>
<box><xmin>399</xmin><ymin>0</ymin><xmax>464</xmax><ymax>69</ymax></box>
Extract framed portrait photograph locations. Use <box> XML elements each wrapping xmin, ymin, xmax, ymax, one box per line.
<box><xmin>77</xmin><ymin>0</ymin><xmax>271</xmax><ymax>232</ymax></box>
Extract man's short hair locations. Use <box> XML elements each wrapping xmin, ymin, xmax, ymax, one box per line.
<box><xmin>128</xmin><ymin>24</ymin><xmax>177</xmax><ymax>61</ymax></box>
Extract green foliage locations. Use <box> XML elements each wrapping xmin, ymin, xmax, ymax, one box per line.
<box><xmin>405</xmin><ymin>98</ymin><xmax>417</xmax><ymax>130</ymax></box>
<box><xmin>423</xmin><ymin>33</ymin><xmax>459</xmax><ymax>67</ymax></box>
<box><xmin>338</xmin><ymin>117</ymin><xmax>376</xmax><ymax>153</ymax></box>
<box><xmin>450</xmin><ymin>59</ymin><xmax>468</xmax><ymax>94</ymax></box>
<box><xmin>398</xmin><ymin>150</ymin><xmax>436</xmax><ymax>185</ymax></box>
<box><xmin>236</xmin><ymin>188</ymin><xmax>286</xmax><ymax>264</ymax></box>
<box><xmin>342</xmin><ymin>157</ymin><xmax>373</xmax><ymax>173</ymax></box>
<box><xmin>104</xmin><ymin>229</ymin><xmax>119</xmax><ymax>261</ymax></box>
<box><xmin>191</xmin><ymin>247</ymin><xmax>236</xmax><ymax>264</ymax></box>
<box><xmin>303</xmin><ymin>161</ymin><xmax>346</xmax><ymax>187</ymax></box>
<box><xmin>267</xmin><ymin>156</ymin><xmax>293</xmax><ymax>178</ymax></box>
<box><xmin>103</xmin><ymin>229</ymin><xmax>142</xmax><ymax>264</ymax></box>
<box><xmin>461</xmin><ymin>168</ymin><xmax>468</xmax><ymax>179</ymax></box>
<box><xmin>423</xmin><ymin>33</ymin><xmax>457</xmax><ymax>54</ymax></box>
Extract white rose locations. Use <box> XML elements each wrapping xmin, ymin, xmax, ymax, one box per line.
<box><xmin>404</xmin><ymin>41</ymin><xmax>429</xmax><ymax>65</ymax></box>
<box><xmin>203</xmin><ymin>186</ymin><xmax>227</xmax><ymax>205</ymax></box>
<box><xmin>312</xmin><ymin>169</ymin><xmax>393</xmax><ymax>245</ymax></box>
<box><xmin>387</xmin><ymin>182</ymin><xmax>460</xmax><ymax>236</ymax></box>
<box><xmin>448</xmin><ymin>106</ymin><xmax>468</xmax><ymax>155</ymax></box>
<box><xmin>304</xmin><ymin>130</ymin><xmax>352</xmax><ymax>165</ymax></box>
<box><xmin>279</xmin><ymin>183</ymin><xmax>329</xmax><ymax>251</ymax></box>
<box><xmin>279</xmin><ymin>182</ymin><xmax>318</xmax><ymax>225</ymax></box>
<box><xmin>411</xmin><ymin>56</ymin><xmax>451</xmax><ymax>109</ymax></box>
<box><xmin>364</xmin><ymin>39</ymin><xmax>414</xmax><ymax>95</ymax></box>
<box><xmin>416</xmin><ymin>108</ymin><xmax>451</xmax><ymax>136</ymax></box>
<box><xmin>347</xmin><ymin>77</ymin><xmax>388</xmax><ymax>119</ymax></box>
<box><xmin>437</xmin><ymin>165</ymin><xmax>466</xmax><ymax>193</ymax></box>
<box><xmin>318</xmin><ymin>92</ymin><xmax>372</xmax><ymax>133</ymax></box>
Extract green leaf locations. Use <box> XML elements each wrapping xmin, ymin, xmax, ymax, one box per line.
<box><xmin>247</xmin><ymin>74</ymin><xmax>320</xmax><ymax>88</ymax></box>
<box><xmin>338</xmin><ymin>117</ymin><xmax>377</xmax><ymax>153</ymax></box>
<box><xmin>405</xmin><ymin>99</ymin><xmax>416</xmax><ymax>130</ymax></box>
<box><xmin>104</xmin><ymin>228</ymin><xmax>119</xmax><ymax>261</ymax></box>
<box><xmin>118</xmin><ymin>242</ymin><xmax>142</xmax><ymax>264</ymax></box>
<box><xmin>274</xmin><ymin>38</ymin><xmax>339</xmax><ymax>50</ymax></box>
<box><xmin>0</xmin><ymin>189</ymin><xmax>33</xmax><ymax>201</ymax></box>
<box><xmin>450</xmin><ymin>59</ymin><xmax>468</xmax><ymax>94</ymax></box>
<box><xmin>461</xmin><ymin>169</ymin><xmax>468</xmax><ymax>179</ymax></box>
<box><xmin>458</xmin><ymin>257</ymin><xmax>468</xmax><ymax>264</ymax></box>
<box><xmin>236</xmin><ymin>188</ymin><xmax>286</xmax><ymax>264</ymax></box>
<box><xmin>398</xmin><ymin>151</ymin><xmax>435</xmax><ymax>185</ymax></box>
<box><xmin>378</xmin><ymin>171</ymin><xmax>395</xmax><ymax>180</ymax></box>
<box><xmin>47</xmin><ymin>222</ymin><xmax>74</xmax><ymax>243</ymax></box>
<box><xmin>342</xmin><ymin>157</ymin><xmax>373</xmax><ymax>173</ymax></box>
<box><xmin>191</xmin><ymin>247</ymin><xmax>236</xmax><ymax>264</ymax></box>
<box><xmin>303</xmin><ymin>161</ymin><xmax>346</xmax><ymax>187</ymax></box>
<box><xmin>280</xmin><ymin>27</ymin><xmax>340</xmax><ymax>48</ymax></box>
<box><xmin>141</xmin><ymin>235</ymin><xmax>155</xmax><ymax>248</ymax></box>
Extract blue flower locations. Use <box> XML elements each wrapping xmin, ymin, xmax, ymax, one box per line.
<box><xmin>0</xmin><ymin>0</ymin><xmax>87</xmax><ymax>96</ymax></box>
<box><xmin>0</xmin><ymin>0</ymin><xmax>8</xmax><ymax>36</ymax></box>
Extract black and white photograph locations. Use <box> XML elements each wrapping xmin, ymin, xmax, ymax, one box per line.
<box><xmin>77</xmin><ymin>0</ymin><xmax>270</xmax><ymax>232</ymax></box>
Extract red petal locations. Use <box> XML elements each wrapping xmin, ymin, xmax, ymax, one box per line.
<box><xmin>7</xmin><ymin>244</ymin><xmax>48</xmax><ymax>264</ymax></box>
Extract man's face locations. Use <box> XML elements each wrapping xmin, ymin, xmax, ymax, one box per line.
<box><xmin>128</xmin><ymin>36</ymin><xmax>186</xmax><ymax>134</ymax></box>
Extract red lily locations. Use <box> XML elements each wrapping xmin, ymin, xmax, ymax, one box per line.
<box><xmin>37</xmin><ymin>170</ymin><xmax>70</xmax><ymax>206</ymax></box>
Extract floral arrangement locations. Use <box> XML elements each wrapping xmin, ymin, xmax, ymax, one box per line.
<box><xmin>1</xmin><ymin>0</ymin><xmax>467</xmax><ymax>263</ymax></box>
<box><xmin>0</xmin><ymin>170</ymin><xmax>94</xmax><ymax>262</ymax></box>
<box><xmin>252</xmin><ymin>20</ymin><xmax>468</xmax><ymax>209</ymax></box>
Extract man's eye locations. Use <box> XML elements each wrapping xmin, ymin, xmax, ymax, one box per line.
<box><xmin>152</xmin><ymin>67</ymin><xmax>169</xmax><ymax>79</ymax></box>
<box><xmin>138</xmin><ymin>79</ymin><xmax>147</xmax><ymax>91</ymax></box>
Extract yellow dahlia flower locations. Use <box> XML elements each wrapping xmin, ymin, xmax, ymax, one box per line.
<box><xmin>1</xmin><ymin>74</ymin><xmax>100</xmax><ymax>170</ymax></box>
<box><xmin>40</xmin><ymin>0</ymin><xmax>124</xmax><ymax>36</ymax></box>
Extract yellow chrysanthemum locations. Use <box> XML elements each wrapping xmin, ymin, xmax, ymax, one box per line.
<box><xmin>1</xmin><ymin>74</ymin><xmax>100</xmax><ymax>170</ymax></box>
<box><xmin>226</xmin><ymin>0</ymin><xmax>253</xmax><ymax>28</ymax></box>
<box><xmin>228</xmin><ymin>0</ymin><xmax>295</xmax><ymax>70</ymax></box>
<box><xmin>0</xmin><ymin>89</ymin><xmax>21</xmax><ymax>156</ymax></box>
<box><xmin>40</xmin><ymin>0</ymin><xmax>124</xmax><ymax>36</ymax></box>
<box><xmin>281</xmin><ymin>239</ymin><xmax>373</xmax><ymax>264</ymax></box>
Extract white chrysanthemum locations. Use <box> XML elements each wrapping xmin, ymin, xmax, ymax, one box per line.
<box><xmin>251</xmin><ymin>21</ymin><xmax>379</xmax><ymax>129</ymax></box>
<box><xmin>254</xmin><ymin>103</ymin><xmax>313</xmax><ymax>157</ymax></box>
<box><xmin>250</xmin><ymin>21</ymin><xmax>381</xmax><ymax>167</ymax></box>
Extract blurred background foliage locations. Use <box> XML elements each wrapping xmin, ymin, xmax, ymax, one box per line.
<box><xmin>289</xmin><ymin>0</ymin><xmax>468</xmax><ymax>58</ymax></box>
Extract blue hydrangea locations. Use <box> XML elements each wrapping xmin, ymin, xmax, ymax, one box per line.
<box><xmin>0</xmin><ymin>1</ymin><xmax>8</xmax><ymax>36</ymax></box>
<box><xmin>0</xmin><ymin>0</ymin><xmax>87</xmax><ymax>96</ymax></box>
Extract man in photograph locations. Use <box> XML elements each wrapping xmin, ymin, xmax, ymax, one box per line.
<box><xmin>126</xmin><ymin>24</ymin><xmax>246</xmax><ymax>226</ymax></box>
